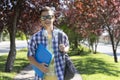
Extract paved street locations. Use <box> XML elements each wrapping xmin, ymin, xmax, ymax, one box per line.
<box><xmin>0</xmin><ymin>40</ymin><xmax>27</xmax><ymax>55</ymax></box>
<box><xmin>97</xmin><ymin>43</ymin><xmax>120</xmax><ymax>60</ymax></box>
<box><xmin>0</xmin><ymin>40</ymin><xmax>120</xmax><ymax>60</ymax></box>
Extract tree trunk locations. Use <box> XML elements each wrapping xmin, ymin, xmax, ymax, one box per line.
<box><xmin>108</xmin><ymin>28</ymin><xmax>118</xmax><ymax>63</ymax></box>
<box><xmin>113</xmin><ymin>49</ymin><xmax>118</xmax><ymax>62</ymax></box>
<box><xmin>0</xmin><ymin>32</ymin><xmax>2</xmax><ymax>42</ymax></box>
<box><xmin>5</xmin><ymin>28</ymin><xmax>16</xmax><ymax>72</ymax></box>
<box><xmin>111</xmin><ymin>36</ymin><xmax>118</xmax><ymax>62</ymax></box>
<box><xmin>93</xmin><ymin>43</ymin><xmax>97</xmax><ymax>54</ymax></box>
<box><xmin>94</xmin><ymin>39</ymin><xmax>99</xmax><ymax>54</ymax></box>
<box><xmin>5</xmin><ymin>2</ymin><xmax>20</xmax><ymax>72</ymax></box>
<box><xmin>74</xmin><ymin>37</ymin><xmax>78</xmax><ymax>49</ymax></box>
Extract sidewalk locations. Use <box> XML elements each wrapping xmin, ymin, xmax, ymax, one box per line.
<box><xmin>14</xmin><ymin>64</ymin><xmax>35</xmax><ymax>80</ymax></box>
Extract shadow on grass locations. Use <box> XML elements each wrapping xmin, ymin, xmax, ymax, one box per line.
<box><xmin>0</xmin><ymin>56</ymin><xmax>28</xmax><ymax>71</ymax></box>
<box><xmin>73</xmin><ymin>57</ymin><xmax>120</xmax><ymax>77</ymax></box>
<box><xmin>0</xmin><ymin>55</ymin><xmax>29</xmax><ymax>80</ymax></box>
<box><xmin>0</xmin><ymin>55</ymin><xmax>7</xmax><ymax>71</ymax></box>
<box><xmin>14</xmin><ymin>58</ymin><xmax>29</xmax><ymax>72</ymax></box>
<box><xmin>0</xmin><ymin>76</ymin><xmax>13</xmax><ymax>80</ymax></box>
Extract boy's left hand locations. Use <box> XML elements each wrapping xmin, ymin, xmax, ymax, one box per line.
<box><xmin>59</xmin><ymin>44</ymin><xmax>65</xmax><ymax>52</ymax></box>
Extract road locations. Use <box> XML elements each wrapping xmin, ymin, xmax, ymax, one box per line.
<box><xmin>0</xmin><ymin>40</ymin><xmax>120</xmax><ymax>61</ymax></box>
<box><xmin>0</xmin><ymin>40</ymin><xmax>27</xmax><ymax>55</ymax></box>
<box><xmin>97</xmin><ymin>43</ymin><xmax>120</xmax><ymax>60</ymax></box>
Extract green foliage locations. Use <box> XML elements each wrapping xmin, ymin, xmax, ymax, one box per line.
<box><xmin>0</xmin><ymin>30</ymin><xmax>26</xmax><ymax>41</ymax></box>
<box><xmin>88</xmin><ymin>33</ymin><xmax>98</xmax><ymax>46</ymax></box>
<box><xmin>60</xmin><ymin>24</ymin><xmax>83</xmax><ymax>49</ymax></box>
<box><xmin>16</xmin><ymin>31</ymin><xmax>26</xmax><ymax>40</ymax></box>
<box><xmin>68</xmin><ymin>43</ymin><xmax>92</xmax><ymax>56</ymax></box>
<box><xmin>0</xmin><ymin>48</ymin><xmax>29</xmax><ymax>80</ymax></box>
<box><xmin>68</xmin><ymin>44</ymin><xmax>84</xmax><ymax>56</ymax></box>
<box><xmin>2</xmin><ymin>30</ymin><xmax>9</xmax><ymax>41</ymax></box>
<box><xmin>87</xmin><ymin>33</ymin><xmax>99</xmax><ymax>53</ymax></box>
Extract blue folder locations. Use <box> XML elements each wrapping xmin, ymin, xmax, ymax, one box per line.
<box><xmin>32</xmin><ymin>44</ymin><xmax>52</xmax><ymax>78</ymax></box>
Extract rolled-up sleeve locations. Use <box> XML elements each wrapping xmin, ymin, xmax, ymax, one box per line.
<box><xmin>63</xmin><ymin>33</ymin><xmax>69</xmax><ymax>47</ymax></box>
<box><xmin>27</xmin><ymin>37</ymin><xmax>36</xmax><ymax>57</ymax></box>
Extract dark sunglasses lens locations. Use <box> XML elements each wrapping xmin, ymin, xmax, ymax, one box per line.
<box><xmin>46</xmin><ymin>15</ymin><xmax>53</xmax><ymax>19</ymax></box>
<box><xmin>40</xmin><ymin>16</ymin><xmax>46</xmax><ymax>20</ymax></box>
<box><xmin>41</xmin><ymin>15</ymin><xmax>53</xmax><ymax>20</ymax></box>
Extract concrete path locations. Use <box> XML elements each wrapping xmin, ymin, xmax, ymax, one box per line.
<box><xmin>14</xmin><ymin>64</ymin><xmax>34</xmax><ymax>80</ymax></box>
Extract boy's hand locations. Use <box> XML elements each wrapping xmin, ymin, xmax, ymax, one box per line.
<box><xmin>59</xmin><ymin>44</ymin><xmax>65</xmax><ymax>52</ymax></box>
<box><xmin>38</xmin><ymin>63</ymin><xmax>49</xmax><ymax>73</ymax></box>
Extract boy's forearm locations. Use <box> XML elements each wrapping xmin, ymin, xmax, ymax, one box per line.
<box><xmin>28</xmin><ymin>56</ymin><xmax>48</xmax><ymax>73</ymax></box>
<box><xmin>28</xmin><ymin>56</ymin><xmax>41</xmax><ymax>68</ymax></box>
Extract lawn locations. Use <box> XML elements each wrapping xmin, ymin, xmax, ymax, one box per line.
<box><xmin>71</xmin><ymin>53</ymin><xmax>120</xmax><ymax>80</ymax></box>
<box><xmin>0</xmin><ymin>48</ymin><xmax>120</xmax><ymax>80</ymax></box>
<box><xmin>0</xmin><ymin>49</ymin><xmax>29</xmax><ymax>80</ymax></box>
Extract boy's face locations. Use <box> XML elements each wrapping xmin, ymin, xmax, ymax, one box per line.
<box><xmin>40</xmin><ymin>10</ymin><xmax>55</xmax><ymax>28</ymax></box>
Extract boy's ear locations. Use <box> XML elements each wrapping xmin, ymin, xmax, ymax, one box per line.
<box><xmin>53</xmin><ymin>16</ymin><xmax>55</xmax><ymax>21</ymax></box>
<box><xmin>39</xmin><ymin>18</ymin><xmax>42</xmax><ymax>22</ymax></box>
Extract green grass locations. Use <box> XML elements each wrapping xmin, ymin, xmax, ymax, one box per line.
<box><xmin>0</xmin><ymin>48</ymin><xmax>29</xmax><ymax>80</ymax></box>
<box><xmin>0</xmin><ymin>48</ymin><xmax>120</xmax><ymax>80</ymax></box>
<box><xmin>71</xmin><ymin>53</ymin><xmax>120</xmax><ymax>80</ymax></box>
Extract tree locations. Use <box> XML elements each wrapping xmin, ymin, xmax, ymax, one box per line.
<box><xmin>4</xmin><ymin>0</ymin><xmax>24</xmax><ymax>72</ymax></box>
<box><xmin>61</xmin><ymin>0</ymin><xmax>103</xmax><ymax>53</ymax></box>
<box><xmin>63</xmin><ymin>0</ymin><xmax>120</xmax><ymax>62</ymax></box>
<box><xmin>96</xmin><ymin>0</ymin><xmax>120</xmax><ymax>62</ymax></box>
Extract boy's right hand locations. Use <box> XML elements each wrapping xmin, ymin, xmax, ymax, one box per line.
<box><xmin>38</xmin><ymin>63</ymin><xmax>49</xmax><ymax>73</ymax></box>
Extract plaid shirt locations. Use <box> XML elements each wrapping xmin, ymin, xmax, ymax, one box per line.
<box><xmin>27</xmin><ymin>27</ymin><xmax>69</xmax><ymax>80</ymax></box>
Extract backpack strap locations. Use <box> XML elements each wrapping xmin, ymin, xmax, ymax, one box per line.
<box><xmin>58</xmin><ymin>32</ymin><xmax>64</xmax><ymax>53</ymax></box>
<box><xmin>58</xmin><ymin>32</ymin><xmax>63</xmax><ymax>45</ymax></box>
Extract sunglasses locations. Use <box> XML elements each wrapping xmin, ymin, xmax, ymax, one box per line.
<box><xmin>40</xmin><ymin>15</ymin><xmax>54</xmax><ymax>21</ymax></box>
